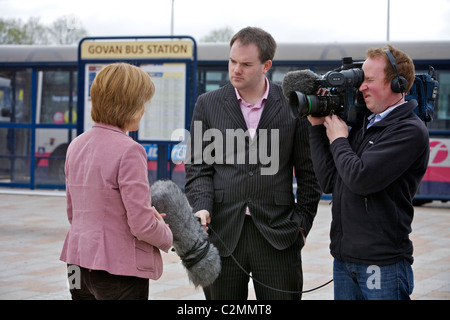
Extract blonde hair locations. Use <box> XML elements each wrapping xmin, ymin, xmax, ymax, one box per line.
<box><xmin>90</xmin><ymin>63</ymin><xmax>155</xmax><ymax>130</ymax></box>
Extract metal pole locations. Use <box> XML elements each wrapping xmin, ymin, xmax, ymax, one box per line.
<box><xmin>171</xmin><ymin>0</ymin><xmax>175</xmax><ymax>36</ymax></box>
<box><xmin>387</xmin><ymin>0</ymin><xmax>390</xmax><ymax>41</ymax></box>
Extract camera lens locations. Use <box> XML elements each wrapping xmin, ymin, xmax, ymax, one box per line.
<box><xmin>340</xmin><ymin>68</ymin><xmax>364</xmax><ymax>87</ymax></box>
<box><xmin>289</xmin><ymin>91</ymin><xmax>310</xmax><ymax>118</ymax></box>
<box><xmin>289</xmin><ymin>91</ymin><xmax>342</xmax><ymax>118</ymax></box>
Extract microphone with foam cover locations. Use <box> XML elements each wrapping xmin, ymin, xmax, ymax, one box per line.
<box><xmin>150</xmin><ymin>180</ymin><xmax>221</xmax><ymax>288</ymax></box>
<box><xmin>282</xmin><ymin>69</ymin><xmax>320</xmax><ymax>99</ymax></box>
<box><xmin>282</xmin><ymin>70</ymin><xmax>320</xmax><ymax>119</ymax></box>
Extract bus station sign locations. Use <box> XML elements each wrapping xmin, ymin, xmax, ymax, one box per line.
<box><xmin>80</xmin><ymin>40</ymin><xmax>194</xmax><ymax>59</ymax></box>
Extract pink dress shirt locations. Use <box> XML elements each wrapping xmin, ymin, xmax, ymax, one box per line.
<box><xmin>235</xmin><ymin>77</ymin><xmax>269</xmax><ymax>215</ymax></box>
<box><xmin>235</xmin><ymin>77</ymin><xmax>270</xmax><ymax>139</ymax></box>
<box><xmin>60</xmin><ymin>123</ymin><xmax>173</xmax><ymax>280</ymax></box>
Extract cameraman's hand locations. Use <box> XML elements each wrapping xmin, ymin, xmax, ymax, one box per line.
<box><xmin>307</xmin><ymin>88</ymin><xmax>330</xmax><ymax>126</ymax></box>
<box><xmin>324</xmin><ymin>115</ymin><xmax>349</xmax><ymax>143</ymax></box>
<box><xmin>307</xmin><ymin>115</ymin><xmax>326</xmax><ymax>126</ymax></box>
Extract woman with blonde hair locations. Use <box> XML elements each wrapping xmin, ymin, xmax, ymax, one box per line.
<box><xmin>60</xmin><ymin>63</ymin><xmax>173</xmax><ymax>300</ymax></box>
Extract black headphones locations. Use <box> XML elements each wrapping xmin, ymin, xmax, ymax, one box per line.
<box><xmin>385</xmin><ymin>49</ymin><xmax>408</xmax><ymax>93</ymax></box>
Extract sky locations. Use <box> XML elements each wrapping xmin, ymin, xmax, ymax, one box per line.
<box><xmin>1</xmin><ymin>0</ymin><xmax>450</xmax><ymax>43</ymax></box>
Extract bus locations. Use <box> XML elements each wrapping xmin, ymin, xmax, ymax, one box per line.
<box><xmin>0</xmin><ymin>41</ymin><xmax>449</xmax><ymax>203</ymax></box>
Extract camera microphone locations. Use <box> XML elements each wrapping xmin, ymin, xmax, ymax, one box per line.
<box><xmin>282</xmin><ymin>69</ymin><xmax>320</xmax><ymax>99</ymax></box>
<box><xmin>282</xmin><ymin>69</ymin><xmax>321</xmax><ymax>119</ymax></box>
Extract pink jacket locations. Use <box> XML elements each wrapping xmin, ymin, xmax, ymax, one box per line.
<box><xmin>60</xmin><ymin>123</ymin><xmax>173</xmax><ymax>279</ymax></box>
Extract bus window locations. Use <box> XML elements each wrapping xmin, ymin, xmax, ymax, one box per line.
<box><xmin>35</xmin><ymin>128</ymin><xmax>75</xmax><ymax>185</ymax></box>
<box><xmin>0</xmin><ymin>70</ymin><xmax>32</xmax><ymax>123</ymax></box>
<box><xmin>0</xmin><ymin>128</ymin><xmax>31</xmax><ymax>184</ymax></box>
<box><xmin>437</xmin><ymin>72</ymin><xmax>450</xmax><ymax>119</ymax></box>
<box><xmin>0</xmin><ymin>77</ymin><xmax>12</xmax><ymax>122</ymax></box>
<box><xmin>0</xmin><ymin>70</ymin><xmax>32</xmax><ymax>185</ymax></box>
<box><xmin>37</xmin><ymin>70</ymin><xmax>77</xmax><ymax>124</ymax></box>
<box><xmin>34</xmin><ymin>69</ymin><xmax>77</xmax><ymax>186</ymax></box>
<box><xmin>198</xmin><ymin>67</ymin><xmax>228</xmax><ymax>95</ymax></box>
<box><xmin>429</xmin><ymin>71</ymin><xmax>450</xmax><ymax>131</ymax></box>
<box><xmin>206</xmin><ymin>70</ymin><xmax>228</xmax><ymax>92</ymax></box>
<box><xmin>268</xmin><ymin>66</ymin><xmax>293</xmax><ymax>85</ymax></box>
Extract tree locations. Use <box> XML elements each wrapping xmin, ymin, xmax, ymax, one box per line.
<box><xmin>200</xmin><ymin>26</ymin><xmax>234</xmax><ymax>43</ymax></box>
<box><xmin>0</xmin><ymin>18</ymin><xmax>31</xmax><ymax>44</ymax></box>
<box><xmin>24</xmin><ymin>17</ymin><xmax>51</xmax><ymax>44</ymax></box>
<box><xmin>0</xmin><ymin>15</ymin><xmax>88</xmax><ymax>45</ymax></box>
<box><xmin>49</xmin><ymin>15</ymin><xmax>88</xmax><ymax>45</ymax></box>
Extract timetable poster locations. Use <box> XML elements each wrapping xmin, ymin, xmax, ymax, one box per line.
<box><xmin>84</xmin><ymin>64</ymin><xmax>106</xmax><ymax>132</ymax></box>
<box><xmin>139</xmin><ymin>63</ymin><xmax>187</xmax><ymax>142</ymax></box>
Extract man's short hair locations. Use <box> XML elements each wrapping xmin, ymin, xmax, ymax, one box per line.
<box><xmin>230</xmin><ymin>26</ymin><xmax>277</xmax><ymax>63</ymax></box>
<box><xmin>366</xmin><ymin>44</ymin><xmax>415</xmax><ymax>92</ymax></box>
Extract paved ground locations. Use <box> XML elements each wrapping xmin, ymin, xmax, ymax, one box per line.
<box><xmin>0</xmin><ymin>188</ymin><xmax>449</xmax><ymax>300</ymax></box>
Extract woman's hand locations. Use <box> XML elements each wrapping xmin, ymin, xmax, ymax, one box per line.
<box><xmin>152</xmin><ymin>206</ymin><xmax>168</xmax><ymax>226</ymax></box>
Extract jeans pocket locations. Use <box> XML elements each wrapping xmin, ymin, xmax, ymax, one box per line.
<box><xmin>403</xmin><ymin>260</ymin><xmax>414</xmax><ymax>296</ymax></box>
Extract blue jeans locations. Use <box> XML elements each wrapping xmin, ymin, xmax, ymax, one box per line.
<box><xmin>333</xmin><ymin>259</ymin><xmax>414</xmax><ymax>300</ymax></box>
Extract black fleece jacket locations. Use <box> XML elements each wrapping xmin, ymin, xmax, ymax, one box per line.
<box><xmin>309</xmin><ymin>100</ymin><xmax>429</xmax><ymax>265</ymax></box>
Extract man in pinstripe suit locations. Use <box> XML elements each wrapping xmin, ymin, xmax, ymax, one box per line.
<box><xmin>185</xmin><ymin>27</ymin><xmax>321</xmax><ymax>300</ymax></box>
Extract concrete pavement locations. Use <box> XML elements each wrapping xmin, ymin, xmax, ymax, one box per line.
<box><xmin>0</xmin><ymin>188</ymin><xmax>449</xmax><ymax>300</ymax></box>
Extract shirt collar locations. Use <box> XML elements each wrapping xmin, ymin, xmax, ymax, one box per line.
<box><xmin>368</xmin><ymin>102</ymin><xmax>406</xmax><ymax>124</ymax></box>
<box><xmin>235</xmin><ymin>77</ymin><xmax>269</xmax><ymax>107</ymax></box>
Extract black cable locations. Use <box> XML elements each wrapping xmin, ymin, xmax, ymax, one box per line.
<box><xmin>179</xmin><ymin>238</ymin><xmax>211</xmax><ymax>269</ymax></box>
<box><xmin>206</xmin><ymin>223</ymin><xmax>333</xmax><ymax>294</ymax></box>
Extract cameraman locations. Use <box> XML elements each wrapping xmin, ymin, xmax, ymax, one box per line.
<box><xmin>307</xmin><ymin>45</ymin><xmax>430</xmax><ymax>300</ymax></box>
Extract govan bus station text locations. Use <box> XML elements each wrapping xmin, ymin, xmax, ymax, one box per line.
<box><xmin>87</xmin><ymin>43</ymin><xmax>190</xmax><ymax>55</ymax></box>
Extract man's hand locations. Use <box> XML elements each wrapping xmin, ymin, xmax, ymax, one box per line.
<box><xmin>300</xmin><ymin>228</ymin><xmax>306</xmax><ymax>244</ymax></box>
<box><xmin>307</xmin><ymin>115</ymin><xmax>326</xmax><ymax>126</ymax></box>
<box><xmin>323</xmin><ymin>115</ymin><xmax>349</xmax><ymax>143</ymax></box>
<box><xmin>195</xmin><ymin>209</ymin><xmax>211</xmax><ymax>231</ymax></box>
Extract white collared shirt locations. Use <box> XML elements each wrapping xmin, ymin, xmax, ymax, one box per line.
<box><xmin>367</xmin><ymin>103</ymin><xmax>405</xmax><ymax>129</ymax></box>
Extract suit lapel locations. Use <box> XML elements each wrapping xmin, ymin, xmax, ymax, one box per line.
<box><xmin>222</xmin><ymin>84</ymin><xmax>248</xmax><ymax>131</ymax></box>
<box><xmin>221</xmin><ymin>82</ymin><xmax>282</xmax><ymax>134</ymax></box>
<box><xmin>257</xmin><ymin>85</ymin><xmax>281</xmax><ymax>131</ymax></box>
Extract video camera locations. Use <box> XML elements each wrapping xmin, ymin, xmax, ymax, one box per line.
<box><xmin>287</xmin><ymin>57</ymin><xmax>366</xmax><ymax>126</ymax></box>
<box><xmin>287</xmin><ymin>57</ymin><xmax>439</xmax><ymax>126</ymax></box>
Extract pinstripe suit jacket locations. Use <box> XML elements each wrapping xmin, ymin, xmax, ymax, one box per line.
<box><xmin>185</xmin><ymin>82</ymin><xmax>321</xmax><ymax>257</ymax></box>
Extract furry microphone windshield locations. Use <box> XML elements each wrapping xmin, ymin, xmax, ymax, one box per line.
<box><xmin>150</xmin><ymin>180</ymin><xmax>221</xmax><ymax>288</ymax></box>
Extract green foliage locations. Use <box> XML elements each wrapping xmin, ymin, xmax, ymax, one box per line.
<box><xmin>0</xmin><ymin>15</ymin><xmax>88</xmax><ymax>45</ymax></box>
<box><xmin>200</xmin><ymin>26</ymin><xmax>234</xmax><ymax>43</ymax></box>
